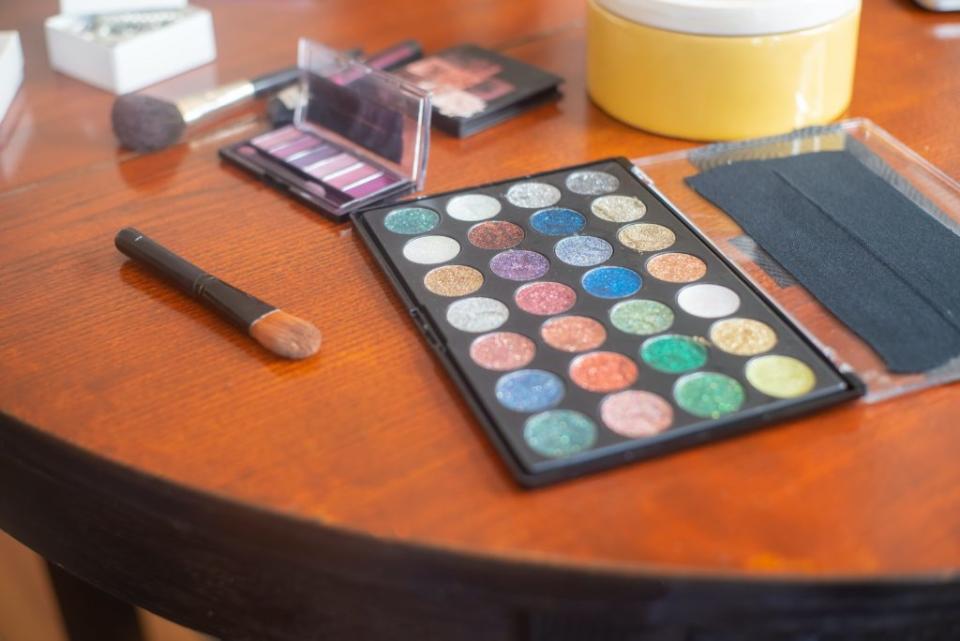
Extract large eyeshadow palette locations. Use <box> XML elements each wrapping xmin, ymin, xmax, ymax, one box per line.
<box><xmin>353</xmin><ymin>158</ymin><xmax>863</xmax><ymax>486</ymax></box>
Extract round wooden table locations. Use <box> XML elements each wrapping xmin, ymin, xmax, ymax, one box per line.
<box><xmin>2</xmin><ymin>1</ymin><xmax>960</xmax><ymax>639</ymax></box>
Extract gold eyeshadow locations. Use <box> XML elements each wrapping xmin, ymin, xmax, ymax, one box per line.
<box><xmin>354</xmin><ymin>158</ymin><xmax>860</xmax><ymax>486</ymax></box>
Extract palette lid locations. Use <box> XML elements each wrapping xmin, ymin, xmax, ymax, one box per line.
<box><xmin>596</xmin><ymin>0</ymin><xmax>861</xmax><ymax>36</ymax></box>
<box><xmin>631</xmin><ymin>118</ymin><xmax>960</xmax><ymax>403</ymax></box>
<box><xmin>295</xmin><ymin>38</ymin><xmax>432</xmax><ymax>189</ymax></box>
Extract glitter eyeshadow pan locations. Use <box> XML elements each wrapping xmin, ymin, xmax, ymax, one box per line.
<box><xmin>353</xmin><ymin>157</ymin><xmax>861</xmax><ymax>486</ymax></box>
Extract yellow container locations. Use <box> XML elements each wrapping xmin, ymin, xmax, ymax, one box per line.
<box><xmin>587</xmin><ymin>0</ymin><xmax>861</xmax><ymax>140</ymax></box>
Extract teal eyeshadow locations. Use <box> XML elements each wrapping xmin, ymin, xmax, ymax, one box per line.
<box><xmin>674</xmin><ymin>372</ymin><xmax>745</xmax><ymax>419</ymax></box>
<box><xmin>641</xmin><ymin>335</ymin><xmax>708</xmax><ymax>373</ymax></box>
<box><xmin>384</xmin><ymin>207</ymin><xmax>440</xmax><ymax>234</ymax></box>
<box><xmin>523</xmin><ymin>410</ymin><xmax>597</xmax><ymax>458</ymax></box>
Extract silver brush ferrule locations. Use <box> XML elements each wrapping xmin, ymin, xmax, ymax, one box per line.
<box><xmin>176</xmin><ymin>80</ymin><xmax>256</xmax><ymax>125</ymax></box>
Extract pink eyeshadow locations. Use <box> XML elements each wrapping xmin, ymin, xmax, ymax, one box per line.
<box><xmin>327</xmin><ymin>164</ymin><xmax>378</xmax><ymax>189</ymax></box>
<box><xmin>251</xmin><ymin>125</ymin><xmax>299</xmax><ymax>149</ymax></box>
<box><xmin>308</xmin><ymin>153</ymin><xmax>356</xmax><ymax>178</ymax></box>
<box><xmin>346</xmin><ymin>172</ymin><xmax>401</xmax><ymax>198</ymax></box>
<box><xmin>290</xmin><ymin>145</ymin><xmax>338</xmax><ymax>168</ymax></box>
<box><xmin>274</xmin><ymin>136</ymin><xmax>322</xmax><ymax>159</ymax></box>
<box><xmin>514</xmin><ymin>281</ymin><xmax>577</xmax><ymax>315</ymax></box>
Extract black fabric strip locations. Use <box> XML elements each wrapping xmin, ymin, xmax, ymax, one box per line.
<box><xmin>686</xmin><ymin>151</ymin><xmax>960</xmax><ymax>373</ymax></box>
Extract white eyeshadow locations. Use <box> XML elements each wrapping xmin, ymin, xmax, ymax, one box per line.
<box><xmin>446</xmin><ymin>297</ymin><xmax>510</xmax><ymax>333</ymax></box>
<box><xmin>565</xmin><ymin>171</ymin><xmax>619</xmax><ymax>195</ymax></box>
<box><xmin>505</xmin><ymin>182</ymin><xmax>562</xmax><ymax>208</ymax></box>
<box><xmin>446</xmin><ymin>194</ymin><xmax>502</xmax><ymax>221</ymax></box>
<box><xmin>676</xmin><ymin>284</ymin><xmax>741</xmax><ymax>319</ymax></box>
<box><xmin>402</xmin><ymin>236</ymin><xmax>461</xmax><ymax>265</ymax></box>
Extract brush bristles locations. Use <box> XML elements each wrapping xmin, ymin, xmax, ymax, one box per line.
<box><xmin>249</xmin><ymin>310</ymin><xmax>321</xmax><ymax>359</ymax></box>
<box><xmin>111</xmin><ymin>94</ymin><xmax>186</xmax><ymax>152</ymax></box>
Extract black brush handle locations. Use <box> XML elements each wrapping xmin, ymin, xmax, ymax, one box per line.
<box><xmin>250</xmin><ymin>66</ymin><xmax>300</xmax><ymax>97</ymax></box>
<box><xmin>115</xmin><ymin>228</ymin><xmax>275</xmax><ymax>330</ymax></box>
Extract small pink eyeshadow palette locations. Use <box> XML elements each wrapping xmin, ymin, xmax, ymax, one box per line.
<box><xmin>220</xmin><ymin>39</ymin><xmax>431</xmax><ymax>221</ymax></box>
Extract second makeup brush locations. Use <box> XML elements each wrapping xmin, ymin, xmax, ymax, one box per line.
<box><xmin>115</xmin><ymin>228</ymin><xmax>321</xmax><ymax>359</ymax></box>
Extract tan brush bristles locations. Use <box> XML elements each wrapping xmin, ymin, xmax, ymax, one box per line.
<box><xmin>248</xmin><ymin>309</ymin><xmax>322</xmax><ymax>359</ymax></box>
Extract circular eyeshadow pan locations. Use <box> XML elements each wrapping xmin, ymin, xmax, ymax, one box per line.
<box><xmin>446</xmin><ymin>194</ymin><xmax>501</xmax><ymax>221</ymax></box>
<box><xmin>640</xmin><ymin>335</ymin><xmax>708</xmax><ymax>374</ymax></box>
<box><xmin>495</xmin><ymin>369</ymin><xmax>565</xmax><ymax>412</ymax></box>
<box><xmin>646</xmin><ymin>252</ymin><xmax>707</xmax><ymax>283</ymax></box>
<box><xmin>609</xmin><ymin>299</ymin><xmax>674</xmax><ymax>335</ymax></box>
<box><xmin>581</xmin><ymin>266</ymin><xmax>642</xmax><ymax>299</ymax></box>
<box><xmin>600</xmin><ymin>390</ymin><xmax>673</xmax><ymax>438</ymax></box>
<box><xmin>540</xmin><ymin>316</ymin><xmax>607</xmax><ymax>352</ymax></box>
<box><xmin>469</xmin><ymin>332</ymin><xmax>535</xmax><ymax>371</ymax></box>
<box><xmin>674</xmin><ymin>372</ymin><xmax>745</xmax><ymax>419</ymax></box>
<box><xmin>745</xmin><ymin>354</ymin><xmax>816</xmax><ymax>398</ymax></box>
<box><xmin>423</xmin><ymin>265</ymin><xmax>484</xmax><ymax>297</ymax></box>
<box><xmin>565</xmin><ymin>170</ymin><xmax>619</xmax><ymax>195</ymax></box>
<box><xmin>489</xmin><ymin>250</ymin><xmax>550</xmax><ymax>281</ymax></box>
<box><xmin>384</xmin><ymin>207</ymin><xmax>440</xmax><ymax>234</ymax></box>
<box><xmin>569</xmin><ymin>351</ymin><xmax>638</xmax><ymax>393</ymax></box>
<box><xmin>505</xmin><ymin>182</ymin><xmax>562</xmax><ymax>208</ymax></box>
<box><xmin>402</xmin><ymin>235</ymin><xmax>461</xmax><ymax>265</ymax></box>
<box><xmin>591</xmin><ymin>195</ymin><xmax>646</xmax><ymax>222</ymax></box>
<box><xmin>710</xmin><ymin>318</ymin><xmax>778</xmax><ymax>356</ymax></box>
<box><xmin>529</xmin><ymin>208</ymin><xmax>586</xmax><ymax>236</ymax></box>
<box><xmin>514</xmin><ymin>281</ymin><xmax>577</xmax><ymax>315</ymax></box>
<box><xmin>467</xmin><ymin>220</ymin><xmax>524</xmax><ymax>250</ymax></box>
<box><xmin>524</xmin><ymin>410</ymin><xmax>597</xmax><ymax>458</ymax></box>
<box><xmin>617</xmin><ymin>223</ymin><xmax>676</xmax><ymax>253</ymax></box>
<box><xmin>446</xmin><ymin>297</ymin><xmax>509</xmax><ymax>333</ymax></box>
<box><xmin>677</xmin><ymin>284</ymin><xmax>741</xmax><ymax>318</ymax></box>
<box><xmin>554</xmin><ymin>235</ymin><xmax>613</xmax><ymax>267</ymax></box>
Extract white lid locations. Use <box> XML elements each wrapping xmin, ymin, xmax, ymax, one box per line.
<box><xmin>595</xmin><ymin>0</ymin><xmax>861</xmax><ymax>36</ymax></box>
<box><xmin>59</xmin><ymin>0</ymin><xmax>187</xmax><ymax>15</ymax></box>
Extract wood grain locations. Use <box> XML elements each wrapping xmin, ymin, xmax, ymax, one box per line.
<box><xmin>1</xmin><ymin>0</ymin><xmax>960</xmax><ymax>638</ymax></box>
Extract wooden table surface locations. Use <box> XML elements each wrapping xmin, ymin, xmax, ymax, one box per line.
<box><xmin>2</xmin><ymin>0</ymin><xmax>960</xmax><ymax>639</ymax></box>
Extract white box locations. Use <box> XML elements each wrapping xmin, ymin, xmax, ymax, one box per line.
<box><xmin>44</xmin><ymin>6</ymin><xmax>216</xmax><ymax>95</ymax></box>
<box><xmin>59</xmin><ymin>0</ymin><xmax>187</xmax><ymax>15</ymax></box>
<box><xmin>0</xmin><ymin>32</ymin><xmax>24</xmax><ymax>124</ymax></box>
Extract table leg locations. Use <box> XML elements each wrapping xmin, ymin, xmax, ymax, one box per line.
<box><xmin>47</xmin><ymin>561</ymin><xmax>143</xmax><ymax>641</ymax></box>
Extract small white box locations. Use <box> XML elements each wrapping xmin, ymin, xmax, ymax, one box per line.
<box><xmin>0</xmin><ymin>32</ymin><xmax>24</xmax><ymax>124</ymax></box>
<box><xmin>59</xmin><ymin>0</ymin><xmax>188</xmax><ymax>15</ymax></box>
<box><xmin>44</xmin><ymin>6</ymin><xmax>216</xmax><ymax>95</ymax></box>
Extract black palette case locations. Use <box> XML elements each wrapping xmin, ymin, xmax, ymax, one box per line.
<box><xmin>352</xmin><ymin>158</ymin><xmax>863</xmax><ymax>487</ymax></box>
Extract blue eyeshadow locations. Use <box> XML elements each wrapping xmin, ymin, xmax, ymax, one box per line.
<box><xmin>554</xmin><ymin>235</ymin><xmax>613</xmax><ymax>267</ymax></box>
<box><xmin>495</xmin><ymin>369</ymin><xmax>565</xmax><ymax>412</ymax></box>
<box><xmin>529</xmin><ymin>208</ymin><xmax>586</xmax><ymax>236</ymax></box>
<box><xmin>581</xmin><ymin>266</ymin><xmax>642</xmax><ymax>299</ymax></box>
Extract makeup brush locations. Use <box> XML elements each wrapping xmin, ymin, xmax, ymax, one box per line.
<box><xmin>112</xmin><ymin>66</ymin><xmax>301</xmax><ymax>152</ymax></box>
<box><xmin>115</xmin><ymin>228</ymin><xmax>321</xmax><ymax>359</ymax></box>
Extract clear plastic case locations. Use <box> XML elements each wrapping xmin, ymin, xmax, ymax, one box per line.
<box><xmin>295</xmin><ymin>38</ymin><xmax>431</xmax><ymax>190</ymax></box>
<box><xmin>220</xmin><ymin>39</ymin><xmax>431</xmax><ymax>221</ymax></box>
<box><xmin>631</xmin><ymin>118</ymin><xmax>960</xmax><ymax>402</ymax></box>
